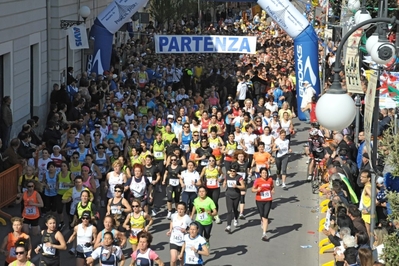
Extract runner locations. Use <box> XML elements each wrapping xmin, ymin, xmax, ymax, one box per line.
<box><xmin>126</xmin><ymin>164</ymin><xmax>153</xmax><ymax>213</ymax></box>
<box><xmin>123</xmin><ymin>198</ymin><xmax>153</xmax><ymax>252</ymax></box>
<box><xmin>130</xmin><ymin>231</ymin><xmax>164</xmax><ymax>266</ymax></box>
<box><xmin>67</xmin><ymin>211</ymin><xmax>97</xmax><ymax>266</ymax></box>
<box><xmin>272</xmin><ymin>130</ymin><xmax>291</xmax><ymax>189</ymax></box>
<box><xmin>8</xmin><ymin>240</ymin><xmax>34</xmax><ymax>266</ymax></box>
<box><xmin>87</xmin><ymin>231</ymin><xmax>125</xmax><ymax>266</ymax></box>
<box><xmin>163</xmin><ymin>154</ymin><xmax>184</xmax><ymax>219</ymax></box>
<box><xmin>223</xmin><ymin>164</ymin><xmax>246</xmax><ymax>234</ymax></box>
<box><xmin>233</xmin><ymin>151</ymin><xmax>250</xmax><ymax>219</ymax></box>
<box><xmin>34</xmin><ymin>215</ymin><xmax>67</xmax><ymax>266</ymax></box>
<box><xmin>222</xmin><ymin>133</ymin><xmax>238</xmax><ymax>172</ymax></box>
<box><xmin>106</xmin><ymin>184</ymin><xmax>132</xmax><ymax>230</ymax></box>
<box><xmin>191</xmin><ymin>187</ymin><xmax>218</xmax><ymax>244</ymax></box>
<box><xmin>94</xmin><ymin>215</ymin><xmax>127</xmax><ymax>249</ymax></box>
<box><xmin>166</xmin><ymin>202</ymin><xmax>192</xmax><ymax>266</ymax></box>
<box><xmin>200</xmin><ymin>155</ymin><xmax>222</xmax><ymax>224</ymax></box>
<box><xmin>1</xmin><ymin>217</ymin><xmax>32</xmax><ymax>265</ymax></box>
<box><xmin>180</xmin><ymin>161</ymin><xmax>202</xmax><ymax>213</ymax></box>
<box><xmin>56</xmin><ymin>161</ymin><xmax>74</xmax><ymax>230</ymax></box>
<box><xmin>178</xmin><ymin>222</ymin><xmax>210</xmax><ymax>266</ymax></box>
<box><xmin>194</xmin><ymin>138</ymin><xmax>213</xmax><ymax>173</ymax></box>
<box><xmin>252</xmin><ymin>167</ymin><xmax>274</xmax><ymax>241</ymax></box>
<box><xmin>18</xmin><ymin>180</ymin><xmax>43</xmax><ymax>236</ymax></box>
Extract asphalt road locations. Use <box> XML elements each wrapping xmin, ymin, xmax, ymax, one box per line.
<box><xmin>0</xmin><ymin>119</ymin><xmax>320</xmax><ymax>266</ymax></box>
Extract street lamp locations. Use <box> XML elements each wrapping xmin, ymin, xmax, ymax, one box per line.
<box><xmin>315</xmin><ymin>9</ymin><xmax>397</xmax><ymax>245</ymax></box>
<box><xmin>60</xmin><ymin>6</ymin><xmax>91</xmax><ymax>30</ymax></box>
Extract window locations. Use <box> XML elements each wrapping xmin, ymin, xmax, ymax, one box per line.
<box><xmin>30</xmin><ymin>44</ymin><xmax>39</xmax><ymax>115</ymax></box>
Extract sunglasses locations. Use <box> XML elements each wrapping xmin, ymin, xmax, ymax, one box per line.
<box><xmin>82</xmin><ymin>217</ymin><xmax>90</xmax><ymax>220</ymax></box>
<box><xmin>171</xmin><ymin>159</ymin><xmax>177</xmax><ymax>161</ymax></box>
<box><xmin>98</xmin><ymin>147</ymin><xmax>104</xmax><ymax>150</ymax></box>
<box><xmin>177</xmin><ymin>120</ymin><xmax>182</xmax><ymax>122</ymax></box>
<box><xmin>208</xmin><ymin>160</ymin><xmax>215</xmax><ymax>162</ymax></box>
<box><xmin>79</xmin><ymin>142</ymin><xmax>84</xmax><ymax>144</ymax></box>
<box><xmin>27</xmin><ymin>185</ymin><xmax>34</xmax><ymax>188</ymax></box>
<box><xmin>114</xmin><ymin>189</ymin><xmax>122</xmax><ymax>193</ymax></box>
<box><xmin>15</xmin><ymin>252</ymin><xmax>25</xmax><ymax>255</ymax></box>
<box><xmin>72</xmin><ymin>157</ymin><xmax>79</xmax><ymax>159</ymax></box>
<box><xmin>230</xmin><ymin>169</ymin><xmax>236</xmax><ymax>172</ymax></box>
<box><xmin>108</xmin><ymin>142</ymin><xmax>115</xmax><ymax>144</ymax></box>
<box><xmin>70</xmin><ymin>132</ymin><xmax>76</xmax><ymax>134</ymax></box>
<box><xmin>132</xmin><ymin>205</ymin><xmax>140</xmax><ymax>208</ymax></box>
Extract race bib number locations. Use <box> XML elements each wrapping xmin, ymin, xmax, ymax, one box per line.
<box><xmin>281</xmin><ymin>146</ymin><xmax>288</xmax><ymax>153</ymax></box>
<box><xmin>154</xmin><ymin>151</ymin><xmax>164</xmax><ymax>158</ymax></box>
<box><xmin>48</xmin><ymin>183</ymin><xmax>56</xmax><ymax>189</ymax></box>
<box><xmin>111</xmin><ymin>206</ymin><xmax>121</xmax><ymax>214</ymax></box>
<box><xmin>9</xmin><ymin>247</ymin><xmax>16</xmax><ymax>258</ymax></box>
<box><xmin>227</xmin><ymin>180</ymin><xmax>236</xmax><ymax>188</ymax></box>
<box><xmin>44</xmin><ymin>246</ymin><xmax>56</xmax><ymax>255</ymax></box>
<box><xmin>147</xmin><ymin>176</ymin><xmax>153</xmax><ymax>183</ymax></box>
<box><xmin>25</xmin><ymin>207</ymin><xmax>36</xmax><ymax>215</ymax></box>
<box><xmin>186</xmin><ymin>255</ymin><xmax>198</xmax><ymax>264</ymax></box>
<box><xmin>202</xmin><ymin>129</ymin><xmax>208</xmax><ymax>133</ymax></box>
<box><xmin>209</xmin><ymin>143</ymin><xmax>218</xmax><ymax>149</ymax></box>
<box><xmin>260</xmin><ymin>191</ymin><xmax>271</xmax><ymax>199</ymax></box>
<box><xmin>197</xmin><ymin>212</ymin><xmax>208</xmax><ymax>221</ymax></box>
<box><xmin>228</xmin><ymin>149</ymin><xmax>234</xmax><ymax>155</ymax></box>
<box><xmin>169</xmin><ymin>179</ymin><xmax>180</xmax><ymax>186</ymax></box>
<box><xmin>131</xmin><ymin>228</ymin><xmax>142</xmax><ymax>237</ymax></box>
<box><xmin>186</xmin><ymin>184</ymin><xmax>195</xmax><ymax>191</ymax></box>
<box><xmin>206</xmin><ymin>179</ymin><xmax>217</xmax><ymax>187</ymax></box>
<box><xmin>257</xmin><ymin>164</ymin><xmax>266</xmax><ymax>171</ymax></box>
<box><xmin>172</xmin><ymin>230</ymin><xmax>184</xmax><ymax>243</ymax></box>
<box><xmin>183</xmin><ymin>144</ymin><xmax>189</xmax><ymax>151</ymax></box>
<box><xmin>59</xmin><ymin>182</ymin><xmax>70</xmax><ymax>190</ymax></box>
<box><xmin>201</xmin><ymin>159</ymin><xmax>209</xmax><ymax>166</ymax></box>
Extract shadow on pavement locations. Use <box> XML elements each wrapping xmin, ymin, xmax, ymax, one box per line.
<box><xmin>235</xmin><ymin>218</ymin><xmax>263</xmax><ymax>231</ymax></box>
<box><xmin>268</xmin><ymin>223</ymin><xmax>302</xmax><ymax>240</ymax></box>
<box><xmin>287</xmin><ymin>180</ymin><xmax>309</xmax><ymax>190</ymax></box>
<box><xmin>272</xmin><ymin>195</ymin><xmax>300</xmax><ymax>208</ymax></box>
<box><xmin>288</xmin><ymin>153</ymin><xmax>302</xmax><ymax>163</ymax></box>
<box><xmin>205</xmin><ymin>245</ymin><xmax>248</xmax><ymax>264</ymax></box>
<box><xmin>151</xmin><ymin>241</ymin><xmax>169</xmax><ymax>252</ymax></box>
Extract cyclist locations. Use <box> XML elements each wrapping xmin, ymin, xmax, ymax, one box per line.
<box><xmin>307</xmin><ymin>128</ymin><xmax>326</xmax><ymax>181</ymax></box>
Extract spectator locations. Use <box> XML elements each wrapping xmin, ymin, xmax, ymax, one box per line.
<box><xmin>2</xmin><ymin>138</ymin><xmax>22</xmax><ymax>169</ymax></box>
<box><xmin>17</xmin><ymin>132</ymin><xmax>36</xmax><ymax>160</ymax></box>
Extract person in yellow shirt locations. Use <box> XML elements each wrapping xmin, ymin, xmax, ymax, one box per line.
<box><xmin>163</xmin><ymin>124</ymin><xmax>176</xmax><ymax>145</ymax></box>
<box><xmin>18</xmin><ymin>166</ymin><xmax>41</xmax><ymax>193</ymax></box>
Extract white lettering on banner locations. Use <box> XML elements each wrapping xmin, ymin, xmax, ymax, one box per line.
<box><xmin>296</xmin><ymin>45</ymin><xmax>317</xmax><ymax>97</ymax></box>
<box><xmin>87</xmin><ymin>49</ymin><xmax>104</xmax><ymax>76</ymax></box>
<box><xmin>155</xmin><ymin>35</ymin><xmax>257</xmax><ymax>54</ymax></box>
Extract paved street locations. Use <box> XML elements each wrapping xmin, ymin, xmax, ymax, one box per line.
<box><xmin>0</xmin><ymin>120</ymin><xmax>321</xmax><ymax>266</ymax></box>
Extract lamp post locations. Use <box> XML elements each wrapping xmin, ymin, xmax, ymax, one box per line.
<box><xmin>354</xmin><ymin>95</ymin><xmax>362</xmax><ymax>145</ymax></box>
<box><xmin>315</xmin><ymin>8</ymin><xmax>397</xmax><ymax>245</ymax></box>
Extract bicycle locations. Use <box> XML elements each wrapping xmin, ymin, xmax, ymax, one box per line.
<box><xmin>307</xmin><ymin>157</ymin><xmax>325</xmax><ymax>194</ymax></box>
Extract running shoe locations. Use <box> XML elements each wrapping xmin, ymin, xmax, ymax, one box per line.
<box><xmin>262</xmin><ymin>233</ymin><xmax>268</xmax><ymax>241</ymax></box>
<box><xmin>225</xmin><ymin>226</ymin><xmax>231</xmax><ymax>233</ymax></box>
<box><xmin>239</xmin><ymin>213</ymin><xmax>245</xmax><ymax>220</ymax></box>
<box><xmin>282</xmin><ymin>183</ymin><xmax>287</xmax><ymax>189</ymax></box>
<box><xmin>167</xmin><ymin>211</ymin><xmax>172</xmax><ymax>220</ymax></box>
<box><xmin>57</xmin><ymin>222</ymin><xmax>65</xmax><ymax>231</ymax></box>
<box><xmin>275</xmin><ymin>178</ymin><xmax>281</xmax><ymax>186</ymax></box>
<box><xmin>215</xmin><ymin>217</ymin><xmax>222</xmax><ymax>224</ymax></box>
<box><xmin>151</xmin><ymin>209</ymin><xmax>157</xmax><ymax>217</ymax></box>
<box><xmin>233</xmin><ymin>219</ymin><xmax>238</xmax><ymax>227</ymax></box>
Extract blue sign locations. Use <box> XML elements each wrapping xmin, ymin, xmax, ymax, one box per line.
<box><xmin>87</xmin><ymin>19</ymin><xmax>114</xmax><ymax>75</ymax></box>
<box><xmin>294</xmin><ymin>25</ymin><xmax>320</xmax><ymax>121</ymax></box>
<box><xmin>154</xmin><ymin>35</ymin><xmax>257</xmax><ymax>54</ymax></box>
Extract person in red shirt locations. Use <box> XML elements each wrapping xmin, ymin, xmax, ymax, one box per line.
<box><xmin>252</xmin><ymin>167</ymin><xmax>274</xmax><ymax>241</ymax></box>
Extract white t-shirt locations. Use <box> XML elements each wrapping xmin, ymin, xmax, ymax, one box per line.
<box><xmin>181</xmin><ymin>170</ymin><xmax>200</xmax><ymax>193</ymax></box>
<box><xmin>242</xmin><ymin>133</ymin><xmax>257</xmax><ymax>155</ymax></box>
<box><xmin>91</xmin><ymin>245</ymin><xmax>123</xmax><ymax>266</ymax></box>
<box><xmin>236</xmin><ymin>82</ymin><xmax>247</xmax><ymax>100</ymax></box>
<box><xmin>38</xmin><ymin>158</ymin><xmax>53</xmax><ymax>182</ymax></box>
<box><xmin>183</xmin><ymin>234</ymin><xmax>207</xmax><ymax>265</ymax></box>
<box><xmin>275</xmin><ymin>138</ymin><xmax>290</xmax><ymax>158</ymax></box>
<box><xmin>170</xmin><ymin>213</ymin><xmax>192</xmax><ymax>246</ymax></box>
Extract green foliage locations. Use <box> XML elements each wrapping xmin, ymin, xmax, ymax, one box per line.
<box><xmin>365</xmin><ymin>0</ymin><xmax>398</xmax><ymax>17</ymax></box>
<box><xmin>379</xmin><ymin>123</ymin><xmax>399</xmax><ymax>177</ymax></box>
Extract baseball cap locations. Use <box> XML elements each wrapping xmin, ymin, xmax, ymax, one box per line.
<box><xmin>167</xmin><ymin>114</ymin><xmax>174</xmax><ymax>119</ymax></box>
<box><xmin>303</xmin><ymin>80</ymin><xmax>309</xmax><ymax>84</ymax></box>
<box><xmin>53</xmin><ymin>145</ymin><xmax>61</xmax><ymax>150</ymax></box>
<box><xmin>377</xmin><ymin>176</ymin><xmax>385</xmax><ymax>185</ymax></box>
<box><xmin>81</xmin><ymin>210</ymin><xmax>91</xmax><ymax>219</ymax></box>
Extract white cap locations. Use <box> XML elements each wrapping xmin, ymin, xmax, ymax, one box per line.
<box><xmin>112</xmin><ymin>74</ymin><xmax>118</xmax><ymax>79</ymax></box>
<box><xmin>377</xmin><ymin>176</ymin><xmax>385</xmax><ymax>185</ymax></box>
<box><xmin>167</xmin><ymin>114</ymin><xmax>174</xmax><ymax>119</ymax></box>
<box><xmin>303</xmin><ymin>80</ymin><xmax>309</xmax><ymax>84</ymax></box>
<box><xmin>53</xmin><ymin>145</ymin><xmax>61</xmax><ymax>150</ymax></box>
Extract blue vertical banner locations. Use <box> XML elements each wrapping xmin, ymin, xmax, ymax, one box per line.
<box><xmin>87</xmin><ymin>0</ymin><xmax>148</xmax><ymax>75</ymax></box>
<box><xmin>294</xmin><ymin>25</ymin><xmax>320</xmax><ymax>121</ymax></box>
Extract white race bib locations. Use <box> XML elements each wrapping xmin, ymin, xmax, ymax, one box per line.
<box><xmin>48</xmin><ymin>183</ymin><xmax>56</xmax><ymax>189</ymax></box>
<box><xmin>256</xmin><ymin>164</ymin><xmax>266</xmax><ymax>171</ymax></box>
<box><xmin>197</xmin><ymin>212</ymin><xmax>208</xmax><ymax>221</ymax></box>
<box><xmin>131</xmin><ymin>228</ymin><xmax>142</xmax><ymax>237</ymax></box>
<box><xmin>59</xmin><ymin>182</ymin><xmax>70</xmax><ymax>190</ymax></box>
<box><xmin>172</xmin><ymin>230</ymin><xmax>184</xmax><ymax>244</ymax></box>
<box><xmin>183</xmin><ymin>144</ymin><xmax>189</xmax><ymax>151</ymax></box>
<box><xmin>237</xmin><ymin>172</ymin><xmax>246</xmax><ymax>179</ymax></box>
<box><xmin>44</xmin><ymin>246</ymin><xmax>56</xmax><ymax>255</ymax></box>
<box><xmin>186</xmin><ymin>184</ymin><xmax>195</xmax><ymax>191</ymax></box>
<box><xmin>154</xmin><ymin>151</ymin><xmax>164</xmax><ymax>158</ymax></box>
<box><xmin>227</xmin><ymin>180</ymin><xmax>236</xmax><ymax>188</ymax></box>
<box><xmin>206</xmin><ymin>179</ymin><xmax>217</xmax><ymax>187</ymax></box>
<box><xmin>209</xmin><ymin>143</ymin><xmax>218</xmax><ymax>149</ymax></box>
<box><xmin>260</xmin><ymin>191</ymin><xmax>271</xmax><ymax>199</ymax></box>
<box><xmin>169</xmin><ymin>179</ymin><xmax>180</xmax><ymax>186</ymax></box>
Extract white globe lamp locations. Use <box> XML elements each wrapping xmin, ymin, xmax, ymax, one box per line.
<box><xmin>354</xmin><ymin>10</ymin><xmax>372</xmax><ymax>29</ymax></box>
<box><xmin>79</xmin><ymin>6</ymin><xmax>91</xmax><ymax>21</ymax></box>
<box><xmin>316</xmin><ymin>92</ymin><xmax>356</xmax><ymax>131</ymax></box>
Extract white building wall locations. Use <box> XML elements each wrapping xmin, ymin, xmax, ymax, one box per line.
<box><xmin>0</xmin><ymin>0</ymin><xmax>112</xmax><ymax>139</ymax></box>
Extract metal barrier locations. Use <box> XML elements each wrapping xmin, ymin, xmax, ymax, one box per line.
<box><xmin>0</xmin><ymin>164</ymin><xmax>22</xmax><ymax>225</ymax></box>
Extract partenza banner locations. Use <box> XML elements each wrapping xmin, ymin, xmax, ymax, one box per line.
<box><xmin>154</xmin><ymin>35</ymin><xmax>257</xmax><ymax>54</ymax></box>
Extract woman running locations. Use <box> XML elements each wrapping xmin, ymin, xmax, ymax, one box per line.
<box><xmin>18</xmin><ymin>180</ymin><xmax>43</xmax><ymax>235</ymax></box>
<box><xmin>1</xmin><ymin>217</ymin><xmax>32</xmax><ymax>265</ymax></box>
<box><xmin>163</xmin><ymin>154</ymin><xmax>184</xmax><ymax>219</ymax></box>
<box><xmin>123</xmin><ymin>198</ymin><xmax>153</xmax><ymax>252</ymax></box>
<box><xmin>180</xmin><ymin>161</ymin><xmax>202</xmax><ymax>213</ymax></box>
<box><xmin>272</xmin><ymin>129</ymin><xmax>291</xmax><ymax>189</ymax></box>
<box><xmin>252</xmin><ymin>167</ymin><xmax>274</xmax><ymax>241</ymax></box>
<box><xmin>200</xmin><ymin>155</ymin><xmax>222</xmax><ymax>224</ymax></box>
<box><xmin>7</xmin><ymin>240</ymin><xmax>34</xmax><ymax>266</ymax></box>
<box><xmin>94</xmin><ymin>215</ymin><xmax>126</xmax><ymax>249</ymax></box>
<box><xmin>34</xmin><ymin>215</ymin><xmax>67</xmax><ymax>266</ymax></box>
<box><xmin>233</xmin><ymin>151</ymin><xmax>250</xmax><ymax>219</ymax></box>
<box><xmin>166</xmin><ymin>202</ymin><xmax>192</xmax><ymax>266</ymax></box>
<box><xmin>191</xmin><ymin>187</ymin><xmax>218</xmax><ymax>244</ymax></box>
<box><xmin>56</xmin><ymin>161</ymin><xmax>74</xmax><ymax>230</ymax></box>
<box><xmin>178</xmin><ymin>222</ymin><xmax>210</xmax><ymax>266</ymax></box>
<box><xmin>87</xmin><ymin>231</ymin><xmax>125</xmax><ymax>266</ymax></box>
<box><xmin>42</xmin><ymin>162</ymin><xmax>58</xmax><ymax>217</ymax></box>
<box><xmin>67</xmin><ymin>211</ymin><xmax>97</xmax><ymax>266</ymax></box>
<box><xmin>106</xmin><ymin>184</ymin><xmax>131</xmax><ymax>230</ymax></box>
<box><xmin>126</xmin><ymin>164</ymin><xmax>153</xmax><ymax>213</ymax></box>
<box><xmin>130</xmin><ymin>231</ymin><xmax>164</xmax><ymax>266</ymax></box>
<box><xmin>223</xmin><ymin>164</ymin><xmax>246</xmax><ymax>234</ymax></box>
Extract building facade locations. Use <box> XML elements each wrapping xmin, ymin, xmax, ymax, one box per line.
<box><xmin>0</xmin><ymin>0</ymin><xmax>111</xmax><ymax>137</ymax></box>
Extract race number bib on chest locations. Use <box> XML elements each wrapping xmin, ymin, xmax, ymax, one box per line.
<box><xmin>260</xmin><ymin>191</ymin><xmax>271</xmax><ymax>199</ymax></box>
<box><xmin>169</xmin><ymin>179</ymin><xmax>180</xmax><ymax>186</ymax></box>
<box><xmin>44</xmin><ymin>246</ymin><xmax>56</xmax><ymax>255</ymax></box>
<box><xmin>154</xmin><ymin>151</ymin><xmax>163</xmax><ymax>158</ymax></box>
<box><xmin>25</xmin><ymin>207</ymin><xmax>36</xmax><ymax>215</ymax></box>
<box><xmin>227</xmin><ymin>180</ymin><xmax>236</xmax><ymax>187</ymax></box>
<box><xmin>197</xmin><ymin>212</ymin><xmax>208</xmax><ymax>221</ymax></box>
<box><xmin>206</xmin><ymin>179</ymin><xmax>217</xmax><ymax>187</ymax></box>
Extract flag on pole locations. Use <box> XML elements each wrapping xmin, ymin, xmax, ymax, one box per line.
<box><xmin>66</xmin><ymin>24</ymin><xmax>89</xmax><ymax>50</ymax></box>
